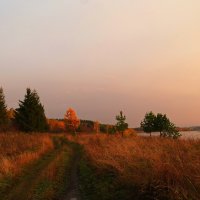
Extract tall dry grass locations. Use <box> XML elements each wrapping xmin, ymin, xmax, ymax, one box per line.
<box><xmin>73</xmin><ymin>134</ymin><xmax>200</xmax><ymax>199</ymax></box>
<box><xmin>40</xmin><ymin>146</ymin><xmax>72</xmax><ymax>181</ymax></box>
<box><xmin>0</xmin><ymin>133</ymin><xmax>54</xmax><ymax>177</ymax></box>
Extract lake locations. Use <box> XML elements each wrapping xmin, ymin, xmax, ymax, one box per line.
<box><xmin>139</xmin><ymin>131</ymin><xmax>200</xmax><ymax>139</ymax></box>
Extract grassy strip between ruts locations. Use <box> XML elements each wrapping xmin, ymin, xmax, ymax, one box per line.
<box><xmin>78</xmin><ymin>152</ymin><xmax>139</xmax><ymax>200</ymax></box>
<box><xmin>0</xmin><ymin>135</ymin><xmax>73</xmax><ymax>200</ymax></box>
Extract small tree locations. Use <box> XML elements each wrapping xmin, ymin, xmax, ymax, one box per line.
<box><xmin>141</xmin><ymin>111</ymin><xmax>181</xmax><ymax>139</ymax></box>
<box><xmin>100</xmin><ymin>124</ymin><xmax>107</xmax><ymax>133</ymax></box>
<box><xmin>64</xmin><ymin>108</ymin><xmax>80</xmax><ymax>135</ymax></box>
<box><xmin>15</xmin><ymin>88</ymin><xmax>48</xmax><ymax>132</ymax></box>
<box><xmin>0</xmin><ymin>87</ymin><xmax>8</xmax><ymax>131</ymax></box>
<box><xmin>7</xmin><ymin>108</ymin><xmax>15</xmax><ymax>131</ymax></box>
<box><xmin>115</xmin><ymin>111</ymin><xmax>128</xmax><ymax>137</ymax></box>
<box><xmin>7</xmin><ymin>108</ymin><xmax>15</xmax><ymax>120</ymax></box>
<box><xmin>140</xmin><ymin>111</ymin><xmax>156</xmax><ymax>137</ymax></box>
<box><xmin>108</xmin><ymin>125</ymin><xmax>117</xmax><ymax>134</ymax></box>
<box><xmin>162</xmin><ymin>122</ymin><xmax>181</xmax><ymax>139</ymax></box>
<box><xmin>155</xmin><ymin>113</ymin><xmax>170</xmax><ymax>137</ymax></box>
<box><xmin>48</xmin><ymin>119</ymin><xmax>66</xmax><ymax>133</ymax></box>
<box><xmin>154</xmin><ymin>114</ymin><xmax>181</xmax><ymax>138</ymax></box>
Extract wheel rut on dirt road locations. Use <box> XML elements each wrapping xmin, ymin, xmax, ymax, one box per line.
<box><xmin>63</xmin><ymin>143</ymin><xmax>81</xmax><ymax>200</ymax></box>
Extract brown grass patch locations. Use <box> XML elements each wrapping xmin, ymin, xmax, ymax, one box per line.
<box><xmin>70</xmin><ymin>134</ymin><xmax>200</xmax><ymax>199</ymax></box>
<box><xmin>0</xmin><ymin>133</ymin><xmax>54</xmax><ymax>177</ymax></box>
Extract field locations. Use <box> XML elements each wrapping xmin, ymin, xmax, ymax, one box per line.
<box><xmin>69</xmin><ymin>134</ymin><xmax>200</xmax><ymax>200</ymax></box>
<box><xmin>0</xmin><ymin>133</ymin><xmax>53</xmax><ymax>177</ymax></box>
<box><xmin>0</xmin><ymin>133</ymin><xmax>200</xmax><ymax>200</ymax></box>
<box><xmin>0</xmin><ymin>133</ymin><xmax>74</xmax><ymax>200</ymax></box>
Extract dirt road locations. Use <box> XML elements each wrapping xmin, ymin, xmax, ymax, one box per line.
<box><xmin>63</xmin><ymin>143</ymin><xmax>81</xmax><ymax>200</ymax></box>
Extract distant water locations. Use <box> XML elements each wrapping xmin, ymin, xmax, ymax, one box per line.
<box><xmin>139</xmin><ymin>131</ymin><xmax>200</xmax><ymax>139</ymax></box>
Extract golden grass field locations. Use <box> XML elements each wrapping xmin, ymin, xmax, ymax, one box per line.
<box><xmin>0</xmin><ymin>133</ymin><xmax>73</xmax><ymax>200</ymax></box>
<box><xmin>0</xmin><ymin>132</ymin><xmax>200</xmax><ymax>200</ymax></box>
<box><xmin>70</xmin><ymin>134</ymin><xmax>200</xmax><ymax>200</ymax></box>
<box><xmin>0</xmin><ymin>133</ymin><xmax>53</xmax><ymax>177</ymax></box>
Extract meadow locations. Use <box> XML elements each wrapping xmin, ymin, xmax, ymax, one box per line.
<box><xmin>0</xmin><ymin>133</ymin><xmax>53</xmax><ymax>177</ymax></box>
<box><xmin>0</xmin><ymin>133</ymin><xmax>73</xmax><ymax>200</ymax></box>
<box><xmin>70</xmin><ymin>134</ymin><xmax>200</xmax><ymax>200</ymax></box>
<box><xmin>0</xmin><ymin>132</ymin><xmax>200</xmax><ymax>200</ymax></box>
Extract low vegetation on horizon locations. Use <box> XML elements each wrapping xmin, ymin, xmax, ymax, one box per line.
<box><xmin>0</xmin><ymin>87</ymin><xmax>181</xmax><ymax>138</ymax></box>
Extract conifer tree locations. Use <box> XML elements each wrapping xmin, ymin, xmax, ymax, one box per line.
<box><xmin>140</xmin><ymin>111</ymin><xmax>156</xmax><ymax>137</ymax></box>
<box><xmin>0</xmin><ymin>87</ymin><xmax>8</xmax><ymax>131</ymax></box>
<box><xmin>141</xmin><ymin>111</ymin><xmax>181</xmax><ymax>139</ymax></box>
<box><xmin>115</xmin><ymin>111</ymin><xmax>128</xmax><ymax>137</ymax></box>
<box><xmin>15</xmin><ymin>88</ymin><xmax>48</xmax><ymax>132</ymax></box>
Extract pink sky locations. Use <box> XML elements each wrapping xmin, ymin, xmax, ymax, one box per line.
<box><xmin>1</xmin><ymin>0</ymin><xmax>200</xmax><ymax>127</ymax></box>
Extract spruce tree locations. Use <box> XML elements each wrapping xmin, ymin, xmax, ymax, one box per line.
<box><xmin>15</xmin><ymin>88</ymin><xmax>48</xmax><ymax>132</ymax></box>
<box><xmin>140</xmin><ymin>111</ymin><xmax>156</xmax><ymax>137</ymax></box>
<box><xmin>0</xmin><ymin>87</ymin><xmax>8</xmax><ymax>131</ymax></box>
<box><xmin>115</xmin><ymin>111</ymin><xmax>128</xmax><ymax>137</ymax></box>
<box><xmin>141</xmin><ymin>111</ymin><xmax>181</xmax><ymax>139</ymax></box>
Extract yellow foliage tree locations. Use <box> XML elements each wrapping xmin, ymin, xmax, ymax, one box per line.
<box><xmin>7</xmin><ymin>108</ymin><xmax>15</xmax><ymax>120</ymax></box>
<box><xmin>48</xmin><ymin>119</ymin><xmax>66</xmax><ymax>132</ymax></box>
<box><xmin>64</xmin><ymin>108</ymin><xmax>80</xmax><ymax>134</ymax></box>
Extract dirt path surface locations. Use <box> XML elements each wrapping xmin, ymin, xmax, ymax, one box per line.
<box><xmin>63</xmin><ymin>144</ymin><xmax>81</xmax><ymax>200</ymax></box>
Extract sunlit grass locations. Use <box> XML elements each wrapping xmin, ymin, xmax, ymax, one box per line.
<box><xmin>71</xmin><ymin>134</ymin><xmax>200</xmax><ymax>200</ymax></box>
<box><xmin>0</xmin><ymin>133</ymin><xmax>54</xmax><ymax>177</ymax></box>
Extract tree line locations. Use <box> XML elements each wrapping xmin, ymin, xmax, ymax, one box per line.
<box><xmin>0</xmin><ymin>87</ymin><xmax>181</xmax><ymax>138</ymax></box>
<box><xmin>0</xmin><ymin>88</ymin><xmax>48</xmax><ymax>132</ymax></box>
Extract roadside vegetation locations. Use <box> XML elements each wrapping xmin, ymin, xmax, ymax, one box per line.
<box><xmin>71</xmin><ymin>134</ymin><xmax>200</xmax><ymax>200</ymax></box>
<box><xmin>0</xmin><ymin>133</ymin><xmax>53</xmax><ymax>177</ymax></box>
<box><xmin>0</xmin><ymin>134</ymin><xmax>73</xmax><ymax>200</ymax></box>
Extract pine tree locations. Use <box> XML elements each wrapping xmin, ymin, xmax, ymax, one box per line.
<box><xmin>141</xmin><ymin>111</ymin><xmax>181</xmax><ymax>139</ymax></box>
<box><xmin>140</xmin><ymin>111</ymin><xmax>156</xmax><ymax>137</ymax></box>
<box><xmin>0</xmin><ymin>87</ymin><xmax>8</xmax><ymax>131</ymax></box>
<box><xmin>115</xmin><ymin>111</ymin><xmax>128</xmax><ymax>137</ymax></box>
<box><xmin>15</xmin><ymin>88</ymin><xmax>48</xmax><ymax>132</ymax></box>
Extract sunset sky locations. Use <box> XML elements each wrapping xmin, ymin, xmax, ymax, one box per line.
<box><xmin>1</xmin><ymin>0</ymin><xmax>200</xmax><ymax>127</ymax></box>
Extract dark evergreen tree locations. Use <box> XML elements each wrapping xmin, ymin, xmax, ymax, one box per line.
<box><xmin>154</xmin><ymin>113</ymin><xmax>170</xmax><ymax>137</ymax></box>
<box><xmin>140</xmin><ymin>111</ymin><xmax>156</xmax><ymax>137</ymax></box>
<box><xmin>15</xmin><ymin>88</ymin><xmax>48</xmax><ymax>132</ymax></box>
<box><xmin>0</xmin><ymin>87</ymin><xmax>8</xmax><ymax>131</ymax></box>
<box><xmin>141</xmin><ymin>111</ymin><xmax>181</xmax><ymax>139</ymax></box>
<box><xmin>162</xmin><ymin>122</ymin><xmax>181</xmax><ymax>139</ymax></box>
<box><xmin>116</xmin><ymin>111</ymin><xmax>128</xmax><ymax>137</ymax></box>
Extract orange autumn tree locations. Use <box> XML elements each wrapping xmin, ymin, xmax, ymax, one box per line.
<box><xmin>64</xmin><ymin>108</ymin><xmax>80</xmax><ymax>134</ymax></box>
<box><xmin>48</xmin><ymin>119</ymin><xmax>66</xmax><ymax>133</ymax></box>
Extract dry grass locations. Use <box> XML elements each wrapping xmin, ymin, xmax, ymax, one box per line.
<box><xmin>0</xmin><ymin>133</ymin><xmax>54</xmax><ymax>177</ymax></box>
<box><xmin>71</xmin><ymin>134</ymin><xmax>200</xmax><ymax>199</ymax></box>
<box><xmin>40</xmin><ymin>146</ymin><xmax>72</xmax><ymax>181</ymax></box>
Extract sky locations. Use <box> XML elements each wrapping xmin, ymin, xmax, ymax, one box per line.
<box><xmin>1</xmin><ymin>0</ymin><xmax>200</xmax><ymax>127</ymax></box>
